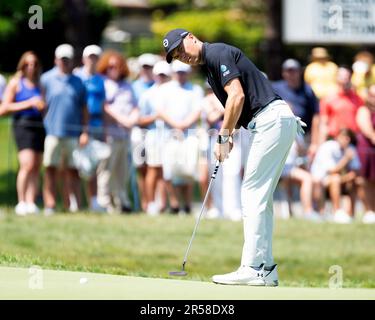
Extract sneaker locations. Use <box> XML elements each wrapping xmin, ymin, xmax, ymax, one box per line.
<box><xmin>15</xmin><ymin>202</ymin><xmax>28</xmax><ymax>216</ymax></box>
<box><xmin>147</xmin><ymin>202</ymin><xmax>160</xmax><ymax>216</ymax></box>
<box><xmin>43</xmin><ymin>207</ymin><xmax>55</xmax><ymax>217</ymax></box>
<box><xmin>206</xmin><ymin>207</ymin><xmax>220</xmax><ymax>219</ymax></box>
<box><xmin>264</xmin><ymin>264</ymin><xmax>279</xmax><ymax>287</ymax></box>
<box><xmin>212</xmin><ymin>266</ymin><xmax>265</xmax><ymax>286</ymax></box>
<box><xmin>26</xmin><ymin>203</ymin><xmax>40</xmax><ymax>215</ymax></box>
<box><xmin>304</xmin><ymin>210</ymin><xmax>323</xmax><ymax>223</ymax></box>
<box><xmin>333</xmin><ymin>209</ymin><xmax>353</xmax><ymax>224</ymax></box>
<box><xmin>362</xmin><ymin>211</ymin><xmax>375</xmax><ymax>224</ymax></box>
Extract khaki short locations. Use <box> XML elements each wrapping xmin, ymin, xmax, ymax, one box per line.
<box><xmin>43</xmin><ymin>135</ymin><xmax>79</xmax><ymax>168</ymax></box>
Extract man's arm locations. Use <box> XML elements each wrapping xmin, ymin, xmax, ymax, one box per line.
<box><xmin>219</xmin><ymin>78</ymin><xmax>245</xmax><ymax>136</ymax></box>
<box><xmin>214</xmin><ymin>78</ymin><xmax>244</xmax><ymax>162</ymax></box>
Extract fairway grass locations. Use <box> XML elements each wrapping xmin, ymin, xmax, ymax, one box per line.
<box><xmin>1</xmin><ymin>266</ymin><xmax>374</xmax><ymax>300</ymax></box>
<box><xmin>0</xmin><ymin>212</ymin><xmax>374</xmax><ymax>291</ymax></box>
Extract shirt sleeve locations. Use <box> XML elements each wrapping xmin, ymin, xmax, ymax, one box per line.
<box><xmin>306</xmin><ymin>84</ymin><xmax>320</xmax><ymax>114</ymax></box>
<box><xmin>215</xmin><ymin>48</ymin><xmax>241</xmax><ymax>88</ymax></box>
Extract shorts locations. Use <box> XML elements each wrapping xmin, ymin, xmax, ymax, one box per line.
<box><xmin>13</xmin><ymin>117</ymin><xmax>46</xmax><ymax>152</ymax></box>
<box><xmin>43</xmin><ymin>135</ymin><xmax>79</xmax><ymax>168</ymax></box>
<box><xmin>145</xmin><ymin>131</ymin><xmax>163</xmax><ymax>167</ymax></box>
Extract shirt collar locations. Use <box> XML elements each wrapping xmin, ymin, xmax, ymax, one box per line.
<box><xmin>201</xmin><ymin>42</ymin><xmax>209</xmax><ymax>65</ymax></box>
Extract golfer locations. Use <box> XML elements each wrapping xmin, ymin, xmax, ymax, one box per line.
<box><xmin>163</xmin><ymin>29</ymin><xmax>305</xmax><ymax>286</ymax></box>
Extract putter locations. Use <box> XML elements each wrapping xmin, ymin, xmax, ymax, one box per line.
<box><xmin>169</xmin><ymin>160</ymin><xmax>220</xmax><ymax>277</ymax></box>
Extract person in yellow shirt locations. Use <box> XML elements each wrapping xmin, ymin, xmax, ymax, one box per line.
<box><xmin>304</xmin><ymin>47</ymin><xmax>338</xmax><ymax>99</ymax></box>
<box><xmin>351</xmin><ymin>51</ymin><xmax>375</xmax><ymax>100</ymax></box>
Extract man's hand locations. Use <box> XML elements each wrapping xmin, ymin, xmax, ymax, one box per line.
<box><xmin>214</xmin><ymin>137</ymin><xmax>233</xmax><ymax>162</ymax></box>
<box><xmin>79</xmin><ymin>132</ymin><xmax>89</xmax><ymax>148</ymax></box>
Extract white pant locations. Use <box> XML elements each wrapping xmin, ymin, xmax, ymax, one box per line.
<box><xmin>240</xmin><ymin>100</ymin><xmax>297</xmax><ymax>267</ymax></box>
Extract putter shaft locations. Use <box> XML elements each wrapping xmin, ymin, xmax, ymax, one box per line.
<box><xmin>181</xmin><ymin>160</ymin><xmax>220</xmax><ymax>269</ymax></box>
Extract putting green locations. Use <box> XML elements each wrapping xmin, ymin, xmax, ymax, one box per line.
<box><xmin>0</xmin><ymin>267</ymin><xmax>374</xmax><ymax>300</ymax></box>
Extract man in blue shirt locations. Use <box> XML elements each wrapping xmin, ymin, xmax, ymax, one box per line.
<box><xmin>41</xmin><ymin>44</ymin><xmax>88</xmax><ymax>214</ymax></box>
<box><xmin>272</xmin><ymin>59</ymin><xmax>320</xmax><ymax>159</ymax></box>
<box><xmin>74</xmin><ymin>45</ymin><xmax>106</xmax><ymax>211</ymax></box>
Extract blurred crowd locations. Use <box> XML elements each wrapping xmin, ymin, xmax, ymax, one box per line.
<box><xmin>0</xmin><ymin>44</ymin><xmax>374</xmax><ymax>224</ymax></box>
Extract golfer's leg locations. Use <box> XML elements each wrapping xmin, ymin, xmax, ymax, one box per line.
<box><xmin>241</xmin><ymin>111</ymin><xmax>296</xmax><ymax>268</ymax></box>
<box><xmin>264</xmin><ymin>119</ymin><xmax>296</xmax><ymax>266</ymax></box>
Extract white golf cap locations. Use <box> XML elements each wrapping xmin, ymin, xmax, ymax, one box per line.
<box><xmin>282</xmin><ymin>59</ymin><xmax>301</xmax><ymax>70</ymax></box>
<box><xmin>138</xmin><ymin>53</ymin><xmax>158</xmax><ymax>67</ymax></box>
<box><xmin>55</xmin><ymin>44</ymin><xmax>74</xmax><ymax>59</ymax></box>
<box><xmin>171</xmin><ymin>60</ymin><xmax>191</xmax><ymax>73</ymax></box>
<box><xmin>82</xmin><ymin>44</ymin><xmax>102</xmax><ymax>58</ymax></box>
<box><xmin>153</xmin><ymin>61</ymin><xmax>171</xmax><ymax>76</ymax></box>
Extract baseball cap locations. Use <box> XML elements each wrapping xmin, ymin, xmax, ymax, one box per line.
<box><xmin>138</xmin><ymin>53</ymin><xmax>158</xmax><ymax>67</ymax></box>
<box><xmin>55</xmin><ymin>44</ymin><xmax>74</xmax><ymax>59</ymax></box>
<box><xmin>82</xmin><ymin>45</ymin><xmax>102</xmax><ymax>58</ymax></box>
<box><xmin>163</xmin><ymin>28</ymin><xmax>189</xmax><ymax>63</ymax></box>
<box><xmin>171</xmin><ymin>60</ymin><xmax>191</xmax><ymax>73</ymax></box>
<box><xmin>282</xmin><ymin>59</ymin><xmax>301</xmax><ymax>70</ymax></box>
<box><xmin>153</xmin><ymin>61</ymin><xmax>171</xmax><ymax>76</ymax></box>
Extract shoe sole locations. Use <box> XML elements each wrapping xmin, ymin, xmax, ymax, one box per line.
<box><xmin>212</xmin><ymin>279</ymin><xmax>265</xmax><ymax>286</ymax></box>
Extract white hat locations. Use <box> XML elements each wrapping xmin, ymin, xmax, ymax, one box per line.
<box><xmin>171</xmin><ymin>60</ymin><xmax>191</xmax><ymax>73</ymax></box>
<box><xmin>82</xmin><ymin>45</ymin><xmax>102</xmax><ymax>58</ymax></box>
<box><xmin>153</xmin><ymin>61</ymin><xmax>171</xmax><ymax>76</ymax></box>
<box><xmin>138</xmin><ymin>53</ymin><xmax>158</xmax><ymax>67</ymax></box>
<box><xmin>55</xmin><ymin>44</ymin><xmax>74</xmax><ymax>59</ymax></box>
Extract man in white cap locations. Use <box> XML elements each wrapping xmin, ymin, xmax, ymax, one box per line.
<box><xmin>41</xmin><ymin>44</ymin><xmax>88</xmax><ymax>214</ymax></box>
<box><xmin>157</xmin><ymin>60</ymin><xmax>203</xmax><ymax>214</ymax></box>
<box><xmin>74</xmin><ymin>45</ymin><xmax>106</xmax><ymax>211</ymax></box>
<box><xmin>137</xmin><ymin>61</ymin><xmax>172</xmax><ymax>215</ymax></box>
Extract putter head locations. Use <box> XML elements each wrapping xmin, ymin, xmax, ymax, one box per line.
<box><xmin>169</xmin><ymin>270</ymin><xmax>188</xmax><ymax>276</ymax></box>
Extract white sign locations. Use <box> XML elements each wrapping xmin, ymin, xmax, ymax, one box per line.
<box><xmin>283</xmin><ymin>0</ymin><xmax>375</xmax><ymax>44</ymax></box>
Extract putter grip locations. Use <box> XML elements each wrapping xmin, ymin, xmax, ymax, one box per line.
<box><xmin>211</xmin><ymin>160</ymin><xmax>220</xmax><ymax>179</ymax></box>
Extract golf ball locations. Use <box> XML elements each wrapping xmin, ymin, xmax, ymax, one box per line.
<box><xmin>79</xmin><ymin>277</ymin><xmax>88</xmax><ymax>284</ymax></box>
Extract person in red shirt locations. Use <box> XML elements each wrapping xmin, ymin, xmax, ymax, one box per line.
<box><xmin>320</xmin><ymin>65</ymin><xmax>363</xmax><ymax>142</ymax></box>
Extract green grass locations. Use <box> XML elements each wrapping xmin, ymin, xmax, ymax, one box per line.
<box><xmin>0</xmin><ymin>211</ymin><xmax>374</xmax><ymax>288</ymax></box>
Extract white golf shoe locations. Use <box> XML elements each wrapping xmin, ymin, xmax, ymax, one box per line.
<box><xmin>264</xmin><ymin>264</ymin><xmax>279</xmax><ymax>287</ymax></box>
<box><xmin>212</xmin><ymin>266</ymin><xmax>265</xmax><ymax>286</ymax></box>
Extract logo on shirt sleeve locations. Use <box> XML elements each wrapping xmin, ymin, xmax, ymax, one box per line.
<box><xmin>220</xmin><ymin>64</ymin><xmax>230</xmax><ymax>77</ymax></box>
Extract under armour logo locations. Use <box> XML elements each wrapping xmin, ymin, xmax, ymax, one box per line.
<box><xmin>163</xmin><ymin>39</ymin><xmax>169</xmax><ymax>48</ymax></box>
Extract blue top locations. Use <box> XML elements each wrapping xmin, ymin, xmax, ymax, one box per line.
<box><xmin>272</xmin><ymin>80</ymin><xmax>319</xmax><ymax>133</ymax></box>
<box><xmin>41</xmin><ymin>67</ymin><xmax>86</xmax><ymax>137</ymax></box>
<box><xmin>132</xmin><ymin>78</ymin><xmax>154</xmax><ymax>103</ymax></box>
<box><xmin>74</xmin><ymin>67</ymin><xmax>105</xmax><ymax>139</ymax></box>
<box><xmin>13</xmin><ymin>77</ymin><xmax>43</xmax><ymax>119</ymax></box>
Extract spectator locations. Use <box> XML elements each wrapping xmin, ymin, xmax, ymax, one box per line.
<box><xmin>198</xmin><ymin>82</ymin><xmax>224</xmax><ymax>219</ymax></box>
<box><xmin>0</xmin><ymin>73</ymin><xmax>6</xmax><ymax>102</ymax></box>
<box><xmin>304</xmin><ymin>47</ymin><xmax>338</xmax><ymax>99</ymax></box>
<box><xmin>137</xmin><ymin>61</ymin><xmax>171</xmax><ymax>215</ymax></box>
<box><xmin>320</xmin><ymin>65</ymin><xmax>363</xmax><ymax>142</ymax></box>
<box><xmin>356</xmin><ymin>84</ymin><xmax>375</xmax><ymax>224</ymax></box>
<box><xmin>280</xmin><ymin>138</ymin><xmax>321</xmax><ymax>222</ymax></box>
<box><xmin>273</xmin><ymin>59</ymin><xmax>320</xmax><ymax>160</ymax></box>
<box><xmin>0</xmin><ymin>51</ymin><xmax>45</xmax><ymax>215</ymax></box>
<box><xmin>74</xmin><ymin>45</ymin><xmax>106</xmax><ymax>211</ymax></box>
<box><xmin>97</xmin><ymin>50</ymin><xmax>139</xmax><ymax>213</ymax></box>
<box><xmin>351</xmin><ymin>51</ymin><xmax>375</xmax><ymax>100</ymax></box>
<box><xmin>41</xmin><ymin>44</ymin><xmax>88</xmax><ymax>214</ymax></box>
<box><xmin>157</xmin><ymin>60</ymin><xmax>203</xmax><ymax>214</ymax></box>
<box><xmin>311</xmin><ymin>129</ymin><xmax>360</xmax><ymax>224</ymax></box>
<box><xmin>131</xmin><ymin>53</ymin><xmax>158</xmax><ymax>212</ymax></box>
